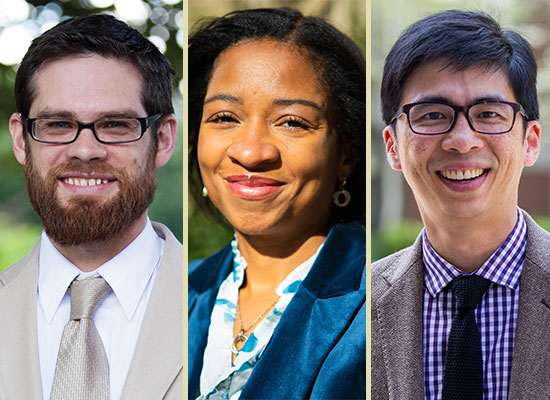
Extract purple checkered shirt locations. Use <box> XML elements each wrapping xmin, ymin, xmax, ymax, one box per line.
<box><xmin>422</xmin><ymin>209</ymin><xmax>526</xmax><ymax>400</ymax></box>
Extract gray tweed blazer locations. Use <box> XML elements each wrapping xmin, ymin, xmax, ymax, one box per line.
<box><xmin>371</xmin><ymin>211</ymin><xmax>550</xmax><ymax>400</ymax></box>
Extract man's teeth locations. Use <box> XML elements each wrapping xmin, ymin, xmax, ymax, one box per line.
<box><xmin>63</xmin><ymin>178</ymin><xmax>109</xmax><ymax>186</ymax></box>
<box><xmin>441</xmin><ymin>169</ymin><xmax>485</xmax><ymax>181</ymax></box>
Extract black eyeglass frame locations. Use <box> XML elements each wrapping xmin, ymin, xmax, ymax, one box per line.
<box><xmin>19</xmin><ymin>113</ymin><xmax>163</xmax><ymax>144</ymax></box>
<box><xmin>390</xmin><ymin>100</ymin><xmax>528</xmax><ymax>135</ymax></box>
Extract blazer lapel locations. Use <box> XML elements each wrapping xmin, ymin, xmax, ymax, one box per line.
<box><xmin>121</xmin><ymin>224</ymin><xmax>183</xmax><ymax>400</ymax></box>
<box><xmin>508</xmin><ymin>214</ymin><xmax>550</xmax><ymax>398</ymax></box>
<box><xmin>188</xmin><ymin>245</ymin><xmax>233</xmax><ymax>399</ymax></box>
<box><xmin>241</xmin><ymin>223</ymin><xmax>366</xmax><ymax>399</ymax></box>
<box><xmin>0</xmin><ymin>242</ymin><xmax>43</xmax><ymax>399</ymax></box>
<box><xmin>374</xmin><ymin>236</ymin><xmax>424</xmax><ymax>399</ymax></box>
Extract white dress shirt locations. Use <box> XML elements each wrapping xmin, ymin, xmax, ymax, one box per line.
<box><xmin>37</xmin><ymin>218</ymin><xmax>165</xmax><ymax>400</ymax></box>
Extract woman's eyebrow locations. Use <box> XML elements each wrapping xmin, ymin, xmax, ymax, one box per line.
<box><xmin>273</xmin><ymin>99</ymin><xmax>321</xmax><ymax>110</ymax></box>
<box><xmin>204</xmin><ymin>94</ymin><xmax>242</xmax><ymax>105</ymax></box>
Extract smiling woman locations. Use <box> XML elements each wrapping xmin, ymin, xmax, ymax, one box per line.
<box><xmin>188</xmin><ymin>7</ymin><xmax>366</xmax><ymax>400</ymax></box>
<box><xmin>199</xmin><ymin>39</ymin><xmax>343</xmax><ymax>238</ymax></box>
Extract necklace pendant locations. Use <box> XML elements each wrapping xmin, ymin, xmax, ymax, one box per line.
<box><xmin>231</xmin><ymin>330</ymin><xmax>248</xmax><ymax>354</ymax></box>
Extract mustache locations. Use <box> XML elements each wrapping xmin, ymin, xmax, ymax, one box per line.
<box><xmin>48</xmin><ymin>160</ymin><xmax>126</xmax><ymax>181</ymax></box>
<box><xmin>24</xmin><ymin>156</ymin><xmax>156</xmax><ymax>247</ymax></box>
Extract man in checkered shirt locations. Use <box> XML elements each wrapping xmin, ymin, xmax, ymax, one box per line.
<box><xmin>372</xmin><ymin>9</ymin><xmax>550</xmax><ymax>400</ymax></box>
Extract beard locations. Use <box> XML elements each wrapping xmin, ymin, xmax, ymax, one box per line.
<box><xmin>24</xmin><ymin>147</ymin><xmax>157</xmax><ymax>247</ymax></box>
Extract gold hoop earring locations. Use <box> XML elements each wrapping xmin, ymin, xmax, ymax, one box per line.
<box><xmin>333</xmin><ymin>178</ymin><xmax>351</xmax><ymax>207</ymax></box>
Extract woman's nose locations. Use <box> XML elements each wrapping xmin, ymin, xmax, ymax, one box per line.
<box><xmin>225</xmin><ymin>119</ymin><xmax>280</xmax><ymax>169</ymax></box>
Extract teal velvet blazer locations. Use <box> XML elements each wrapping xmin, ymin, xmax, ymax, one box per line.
<box><xmin>188</xmin><ymin>222</ymin><xmax>366</xmax><ymax>399</ymax></box>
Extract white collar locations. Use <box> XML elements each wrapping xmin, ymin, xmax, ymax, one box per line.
<box><xmin>38</xmin><ymin>218</ymin><xmax>164</xmax><ymax>323</ymax></box>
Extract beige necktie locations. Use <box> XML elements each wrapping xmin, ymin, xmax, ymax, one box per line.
<box><xmin>50</xmin><ymin>277</ymin><xmax>112</xmax><ymax>400</ymax></box>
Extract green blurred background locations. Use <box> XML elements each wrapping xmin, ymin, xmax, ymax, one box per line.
<box><xmin>187</xmin><ymin>0</ymin><xmax>367</xmax><ymax>262</ymax></box>
<box><xmin>0</xmin><ymin>0</ymin><xmax>183</xmax><ymax>271</ymax></box>
<box><xmin>371</xmin><ymin>0</ymin><xmax>550</xmax><ymax>261</ymax></box>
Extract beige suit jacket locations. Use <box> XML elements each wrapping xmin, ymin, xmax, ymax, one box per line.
<box><xmin>0</xmin><ymin>222</ymin><xmax>183</xmax><ymax>400</ymax></box>
<box><xmin>372</xmin><ymin>211</ymin><xmax>550</xmax><ymax>399</ymax></box>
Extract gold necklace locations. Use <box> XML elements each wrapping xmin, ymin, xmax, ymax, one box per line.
<box><xmin>231</xmin><ymin>296</ymin><xmax>280</xmax><ymax>354</ymax></box>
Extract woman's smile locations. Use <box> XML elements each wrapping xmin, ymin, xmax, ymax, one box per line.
<box><xmin>224</xmin><ymin>175</ymin><xmax>285</xmax><ymax>200</ymax></box>
<box><xmin>198</xmin><ymin>39</ymin><xmax>347</xmax><ymax>237</ymax></box>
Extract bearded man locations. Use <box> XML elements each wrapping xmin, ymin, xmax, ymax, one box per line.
<box><xmin>0</xmin><ymin>14</ymin><xmax>182</xmax><ymax>400</ymax></box>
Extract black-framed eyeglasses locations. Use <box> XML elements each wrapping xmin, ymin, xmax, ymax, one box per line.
<box><xmin>390</xmin><ymin>100</ymin><xmax>527</xmax><ymax>135</ymax></box>
<box><xmin>20</xmin><ymin>113</ymin><xmax>163</xmax><ymax>144</ymax></box>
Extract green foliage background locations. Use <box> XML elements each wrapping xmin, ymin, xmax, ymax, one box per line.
<box><xmin>0</xmin><ymin>0</ymin><xmax>183</xmax><ymax>271</ymax></box>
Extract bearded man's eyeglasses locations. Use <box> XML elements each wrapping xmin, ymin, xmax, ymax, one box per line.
<box><xmin>20</xmin><ymin>113</ymin><xmax>162</xmax><ymax>144</ymax></box>
<box><xmin>391</xmin><ymin>100</ymin><xmax>527</xmax><ymax>135</ymax></box>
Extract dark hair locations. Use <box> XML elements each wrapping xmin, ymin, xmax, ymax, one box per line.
<box><xmin>381</xmin><ymin>10</ymin><xmax>539</xmax><ymax>125</ymax></box>
<box><xmin>189</xmin><ymin>7</ymin><xmax>366</xmax><ymax>226</ymax></box>
<box><xmin>15</xmin><ymin>14</ymin><xmax>175</xmax><ymax>134</ymax></box>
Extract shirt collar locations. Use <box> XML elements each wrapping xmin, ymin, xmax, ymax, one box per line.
<box><xmin>38</xmin><ymin>218</ymin><xmax>164</xmax><ymax>323</ymax></box>
<box><xmin>423</xmin><ymin>208</ymin><xmax>526</xmax><ymax>297</ymax></box>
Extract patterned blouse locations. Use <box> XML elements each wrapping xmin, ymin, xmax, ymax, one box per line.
<box><xmin>197</xmin><ymin>237</ymin><xmax>322</xmax><ymax>399</ymax></box>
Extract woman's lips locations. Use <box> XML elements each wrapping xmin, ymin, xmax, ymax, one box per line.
<box><xmin>224</xmin><ymin>175</ymin><xmax>284</xmax><ymax>200</ymax></box>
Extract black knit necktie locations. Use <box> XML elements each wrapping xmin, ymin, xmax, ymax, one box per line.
<box><xmin>442</xmin><ymin>274</ymin><xmax>490</xmax><ymax>400</ymax></box>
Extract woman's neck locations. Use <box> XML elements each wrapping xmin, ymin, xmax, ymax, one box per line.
<box><xmin>235</xmin><ymin>227</ymin><xmax>328</xmax><ymax>294</ymax></box>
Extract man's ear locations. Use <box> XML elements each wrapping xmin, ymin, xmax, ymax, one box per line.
<box><xmin>523</xmin><ymin>120</ymin><xmax>540</xmax><ymax>167</ymax></box>
<box><xmin>383</xmin><ymin>125</ymin><xmax>401</xmax><ymax>171</ymax></box>
<box><xmin>337</xmin><ymin>140</ymin><xmax>358</xmax><ymax>181</ymax></box>
<box><xmin>9</xmin><ymin>113</ymin><xmax>27</xmax><ymax>166</ymax></box>
<box><xmin>154</xmin><ymin>114</ymin><xmax>177</xmax><ymax>168</ymax></box>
